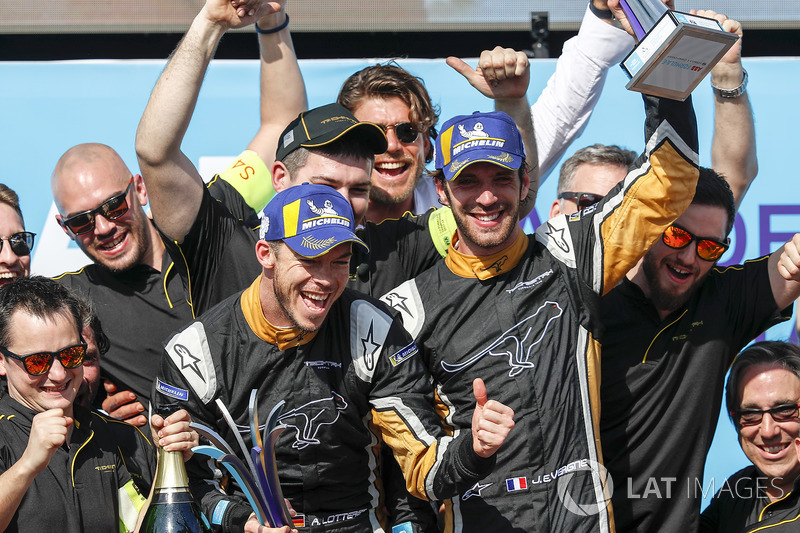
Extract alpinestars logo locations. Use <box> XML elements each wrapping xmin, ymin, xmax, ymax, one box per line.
<box><xmin>545</xmin><ymin>221</ymin><xmax>570</xmax><ymax>253</ymax></box>
<box><xmin>173</xmin><ymin>343</ymin><xmax>204</xmax><ymax>381</ymax></box>
<box><xmin>441</xmin><ymin>302</ymin><xmax>563</xmax><ymax>377</ymax></box>
<box><xmin>462</xmin><ymin>481</ymin><xmax>492</xmax><ymax>500</ymax></box>
<box><xmin>278</xmin><ymin>391</ymin><xmax>348</xmax><ymax>449</ymax></box>
<box><xmin>361</xmin><ymin>320</ymin><xmax>381</xmax><ymax>371</ymax></box>
<box><xmin>383</xmin><ymin>291</ymin><xmax>411</xmax><ymax>316</ymax></box>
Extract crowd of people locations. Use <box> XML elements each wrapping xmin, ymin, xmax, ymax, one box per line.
<box><xmin>1</xmin><ymin>0</ymin><xmax>800</xmax><ymax>532</ymax></box>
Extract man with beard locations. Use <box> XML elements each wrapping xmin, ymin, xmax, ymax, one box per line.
<box><xmin>380</xmin><ymin>95</ymin><xmax>701</xmax><ymax>532</ymax></box>
<box><xmin>153</xmin><ymin>184</ymin><xmax>515</xmax><ymax>533</ymax></box>
<box><xmin>700</xmin><ymin>341</ymin><xmax>800</xmax><ymax>532</ymax></box>
<box><xmin>547</xmin><ymin>5</ymin><xmax>800</xmax><ymax>530</ymax></box>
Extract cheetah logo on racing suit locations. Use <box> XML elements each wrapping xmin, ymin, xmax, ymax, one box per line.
<box><xmin>441</xmin><ymin>301</ymin><xmax>563</xmax><ymax>377</ymax></box>
<box><xmin>306</xmin><ymin>199</ymin><xmax>338</xmax><ymax>217</ymax></box>
<box><xmin>278</xmin><ymin>391</ymin><xmax>348</xmax><ymax>449</ymax></box>
<box><xmin>481</xmin><ymin>255</ymin><xmax>508</xmax><ymax>274</ymax></box>
<box><xmin>458</xmin><ymin>122</ymin><xmax>489</xmax><ymax>139</ymax></box>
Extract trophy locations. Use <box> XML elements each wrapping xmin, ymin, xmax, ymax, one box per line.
<box><xmin>191</xmin><ymin>391</ymin><xmax>292</xmax><ymax>528</ymax></box>
<box><xmin>618</xmin><ymin>0</ymin><xmax>739</xmax><ymax>100</ymax></box>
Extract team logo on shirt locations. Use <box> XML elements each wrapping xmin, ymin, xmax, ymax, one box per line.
<box><xmin>481</xmin><ymin>255</ymin><xmax>508</xmax><ymax>274</ymax></box>
<box><xmin>277</xmin><ymin>391</ymin><xmax>348</xmax><ymax>449</ymax></box>
<box><xmin>441</xmin><ymin>301</ymin><xmax>563</xmax><ymax>377</ymax></box>
<box><xmin>462</xmin><ymin>481</ymin><xmax>492</xmax><ymax>500</ymax></box>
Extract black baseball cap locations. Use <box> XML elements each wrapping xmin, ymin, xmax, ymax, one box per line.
<box><xmin>276</xmin><ymin>103</ymin><xmax>388</xmax><ymax>161</ymax></box>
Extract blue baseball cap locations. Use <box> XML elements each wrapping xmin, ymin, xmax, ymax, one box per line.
<box><xmin>434</xmin><ymin>111</ymin><xmax>525</xmax><ymax>181</ymax></box>
<box><xmin>260</xmin><ymin>184</ymin><xmax>369</xmax><ymax>257</ymax></box>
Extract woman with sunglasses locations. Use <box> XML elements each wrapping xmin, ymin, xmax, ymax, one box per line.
<box><xmin>0</xmin><ymin>184</ymin><xmax>34</xmax><ymax>288</ymax></box>
<box><xmin>0</xmin><ymin>276</ymin><xmax>198</xmax><ymax>533</ymax></box>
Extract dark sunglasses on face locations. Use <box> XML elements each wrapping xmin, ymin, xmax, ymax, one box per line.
<box><xmin>60</xmin><ymin>177</ymin><xmax>134</xmax><ymax>235</ymax></box>
<box><xmin>730</xmin><ymin>403</ymin><xmax>800</xmax><ymax>427</ymax></box>
<box><xmin>379</xmin><ymin>122</ymin><xmax>420</xmax><ymax>144</ymax></box>
<box><xmin>557</xmin><ymin>191</ymin><xmax>604</xmax><ymax>211</ymax></box>
<box><xmin>661</xmin><ymin>224</ymin><xmax>729</xmax><ymax>262</ymax></box>
<box><xmin>0</xmin><ymin>232</ymin><xmax>36</xmax><ymax>256</ymax></box>
<box><xmin>0</xmin><ymin>342</ymin><xmax>87</xmax><ymax>376</ymax></box>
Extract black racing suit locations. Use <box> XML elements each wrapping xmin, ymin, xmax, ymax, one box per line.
<box><xmin>154</xmin><ymin>280</ymin><xmax>496</xmax><ymax>533</ymax></box>
<box><xmin>380</xmin><ymin>98</ymin><xmax>700</xmax><ymax>533</ymax></box>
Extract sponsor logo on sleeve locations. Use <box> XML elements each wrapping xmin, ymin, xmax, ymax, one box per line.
<box><xmin>155</xmin><ymin>378</ymin><xmax>189</xmax><ymax>401</ymax></box>
<box><xmin>389</xmin><ymin>342</ymin><xmax>418</xmax><ymax>367</ymax></box>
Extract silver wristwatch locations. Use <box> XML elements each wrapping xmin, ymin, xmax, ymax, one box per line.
<box><xmin>711</xmin><ymin>68</ymin><xmax>748</xmax><ymax>98</ymax></box>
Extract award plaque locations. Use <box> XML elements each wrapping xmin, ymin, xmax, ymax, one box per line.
<box><xmin>619</xmin><ymin>0</ymin><xmax>739</xmax><ymax>100</ymax></box>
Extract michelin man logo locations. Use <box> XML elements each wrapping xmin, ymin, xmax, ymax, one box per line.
<box><xmin>458</xmin><ymin>122</ymin><xmax>489</xmax><ymax>139</ymax></box>
<box><xmin>307</xmin><ymin>199</ymin><xmax>338</xmax><ymax>217</ymax></box>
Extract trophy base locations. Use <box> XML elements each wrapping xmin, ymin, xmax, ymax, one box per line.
<box><xmin>621</xmin><ymin>11</ymin><xmax>739</xmax><ymax>101</ymax></box>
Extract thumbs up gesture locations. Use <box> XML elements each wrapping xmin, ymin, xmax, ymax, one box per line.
<box><xmin>470</xmin><ymin>378</ymin><xmax>515</xmax><ymax>458</ymax></box>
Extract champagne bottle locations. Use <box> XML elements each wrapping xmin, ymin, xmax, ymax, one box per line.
<box><xmin>138</xmin><ymin>447</ymin><xmax>211</xmax><ymax>533</ymax></box>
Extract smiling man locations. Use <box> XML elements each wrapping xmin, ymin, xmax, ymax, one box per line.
<box><xmin>381</xmin><ymin>100</ymin><xmax>700</xmax><ymax>532</ymax></box>
<box><xmin>154</xmin><ymin>184</ymin><xmax>515</xmax><ymax>533</ymax></box>
<box><xmin>0</xmin><ymin>185</ymin><xmax>34</xmax><ymax>289</ymax></box>
<box><xmin>50</xmin><ymin>144</ymin><xmax>195</xmax><ymax>421</ymax></box>
<box><xmin>0</xmin><ymin>276</ymin><xmax>198</xmax><ymax>532</ymax></box>
<box><xmin>700</xmin><ymin>341</ymin><xmax>800</xmax><ymax>531</ymax></box>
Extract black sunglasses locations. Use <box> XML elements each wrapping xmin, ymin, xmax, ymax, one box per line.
<box><xmin>731</xmin><ymin>403</ymin><xmax>800</xmax><ymax>427</ymax></box>
<box><xmin>379</xmin><ymin>122</ymin><xmax>420</xmax><ymax>144</ymax></box>
<box><xmin>60</xmin><ymin>177</ymin><xmax>134</xmax><ymax>235</ymax></box>
<box><xmin>557</xmin><ymin>191</ymin><xmax>604</xmax><ymax>211</ymax></box>
<box><xmin>661</xmin><ymin>224</ymin><xmax>729</xmax><ymax>262</ymax></box>
<box><xmin>0</xmin><ymin>231</ymin><xmax>36</xmax><ymax>256</ymax></box>
<box><xmin>0</xmin><ymin>342</ymin><xmax>87</xmax><ymax>376</ymax></box>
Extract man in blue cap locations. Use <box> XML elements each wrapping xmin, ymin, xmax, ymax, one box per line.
<box><xmin>154</xmin><ymin>184</ymin><xmax>515</xmax><ymax>533</ymax></box>
<box><xmin>381</xmin><ymin>103</ymin><xmax>700</xmax><ymax>533</ymax></box>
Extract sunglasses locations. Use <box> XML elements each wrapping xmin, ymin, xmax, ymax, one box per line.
<box><xmin>0</xmin><ymin>231</ymin><xmax>36</xmax><ymax>256</ymax></box>
<box><xmin>661</xmin><ymin>224</ymin><xmax>729</xmax><ymax>262</ymax></box>
<box><xmin>379</xmin><ymin>122</ymin><xmax>420</xmax><ymax>144</ymax></box>
<box><xmin>0</xmin><ymin>342</ymin><xmax>87</xmax><ymax>376</ymax></box>
<box><xmin>60</xmin><ymin>177</ymin><xmax>134</xmax><ymax>235</ymax></box>
<box><xmin>557</xmin><ymin>191</ymin><xmax>605</xmax><ymax>211</ymax></box>
<box><xmin>731</xmin><ymin>403</ymin><xmax>800</xmax><ymax>427</ymax></box>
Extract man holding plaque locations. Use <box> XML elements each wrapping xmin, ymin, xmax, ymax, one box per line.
<box><xmin>154</xmin><ymin>184</ymin><xmax>515</xmax><ymax>533</ymax></box>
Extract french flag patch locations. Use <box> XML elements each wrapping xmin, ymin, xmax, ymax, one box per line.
<box><xmin>506</xmin><ymin>477</ymin><xmax>528</xmax><ymax>492</ymax></box>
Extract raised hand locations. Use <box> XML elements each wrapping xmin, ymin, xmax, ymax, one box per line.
<box><xmin>23</xmin><ymin>409</ymin><xmax>72</xmax><ymax>474</ymax></box>
<box><xmin>447</xmin><ymin>46</ymin><xmax>530</xmax><ymax>102</ymax></box>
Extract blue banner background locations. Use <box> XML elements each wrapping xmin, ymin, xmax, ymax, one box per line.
<box><xmin>1</xmin><ymin>56</ymin><xmax>797</xmax><ymax>509</ymax></box>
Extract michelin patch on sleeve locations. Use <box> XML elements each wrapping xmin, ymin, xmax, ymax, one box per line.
<box><xmin>164</xmin><ymin>322</ymin><xmax>217</xmax><ymax>404</ymax></box>
<box><xmin>350</xmin><ymin>300</ymin><xmax>392</xmax><ymax>382</ymax></box>
<box><xmin>389</xmin><ymin>342</ymin><xmax>418</xmax><ymax>367</ymax></box>
<box><xmin>155</xmin><ymin>378</ymin><xmax>189</xmax><ymax>401</ymax></box>
<box><xmin>217</xmin><ymin>150</ymin><xmax>274</xmax><ymax>213</ymax></box>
